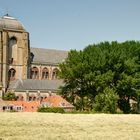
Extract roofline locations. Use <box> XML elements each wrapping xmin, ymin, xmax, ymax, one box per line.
<box><xmin>30</xmin><ymin>47</ymin><xmax>68</xmax><ymax>52</ymax></box>
<box><xmin>8</xmin><ymin>89</ymin><xmax>60</xmax><ymax>92</ymax></box>
<box><xmin>31</xmin><ymin>62</ymin><xmax>59</xmax><ymax>66</ymax></box>
<box><xmin>1</xmin><ymin>28</ymin><xmax>28</xmax><ymax>33</ymax></box>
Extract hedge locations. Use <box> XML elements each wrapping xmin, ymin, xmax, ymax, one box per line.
<box><xmin>38</xmin><ymin>107</ymin><xmax>65</xmax><ymax>113</ymax></box>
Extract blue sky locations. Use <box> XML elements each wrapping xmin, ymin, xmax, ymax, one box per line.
<box><xmin>0</xmin><ymin>0</ymin><xmax>140</xmax><ymax>50</ymax></box>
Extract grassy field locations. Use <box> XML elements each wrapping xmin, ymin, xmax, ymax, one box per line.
<box><xmin>0</xmin><ymin>113</ymin><xmax>140</xmax><ymax>140</ymax></box>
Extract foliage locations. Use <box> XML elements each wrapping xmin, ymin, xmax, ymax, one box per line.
<box><xmin>3</xmin><ymin>91</ymin><xmax>16</xmax><ymax>101</ymax></box>
<box><xmin>59</xmin><ymin>41</ymin><xmax>140</xmax><ymax>113</ymax></box>
<box><xmin>93</xmin><ymin>87</ymin><xmax>119</xmax><ymax>113</ymax></box>
<box><xmin>38</xmin><ymin>107</ymin><xmax>65</xmax><ymax>113</ymax></box>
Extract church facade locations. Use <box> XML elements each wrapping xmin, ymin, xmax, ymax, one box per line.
<box><xmin>0</xmin><ymin>14</ymin><xmax>68</xmax><ymax>101</ymax></box>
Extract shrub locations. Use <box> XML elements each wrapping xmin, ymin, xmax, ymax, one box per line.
<box><xmin>38</xmin><ymin>107</ymin><xmax>65</xmax><ymax>113</ymax></box>
<box><xmin>3</xmin><ymin>91</ymin><xmax>16</xmax><ymax>101</ymax></box>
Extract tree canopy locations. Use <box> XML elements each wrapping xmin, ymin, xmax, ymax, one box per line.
<box><xmin>59</xmin><ymin>41</ymin><xmax>140</xmax><ymax>113</ymax></box>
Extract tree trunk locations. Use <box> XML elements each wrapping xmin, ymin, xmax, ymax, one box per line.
<box><xmin>81</xmin><ymin>96</ymin><xmax>84</xmax><ymax>111</ymax></box>
<box><xmin>137</xmin><ymin>95</ymin><xmax>140</xmax><ymax>114</ymax></box>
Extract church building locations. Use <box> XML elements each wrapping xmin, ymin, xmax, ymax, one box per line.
<box><xmin>0</xmin><ymin>14</ymin><xmax>68</xmax><ymax>101</ymax></box>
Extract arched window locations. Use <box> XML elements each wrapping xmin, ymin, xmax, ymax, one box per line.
<box><xmin>52</xmin><ymin>68</ymin><xmax>59</xmax><ymax>80</ymax></box>
<box><xmin>42</xmin><ymin>68</ymin><xmax>49</xmax><ymax>79</ymax></box>
<box><xmin>31</xmin><ymin>67</ymin><xmax>39</xmax><ymax>79</ymax></box>
<box><xmin>9</xmin><ymin>37</ymin><xmax>17</xmax><ymax>64</ymax></box>
<box><xmin>8</xmin><ymin>68</ymin><xmax>16</xmax><ymax>81</ymax></box>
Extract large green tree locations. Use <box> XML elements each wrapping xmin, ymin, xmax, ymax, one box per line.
<box><xmin>59</xmin><ymin>41</ymin><xmax>140</xmax><ymax>113</ymax></box>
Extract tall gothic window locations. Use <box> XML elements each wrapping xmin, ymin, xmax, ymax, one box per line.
<box><xmin>42</xmin><ymin>68</ymin><xmax>49</xmax><ymax>79</ymax></box>
<box><xmin>52</xmin><ymin>68</ymin><xmax>58</xmax><ymax>80</ymax></box>
<box><xmin>31</xmin><ymin>67</ymin><xmax>39</xmax><ymax>79</ymax></box>
<box><xmin>9</xmin><ymin>37</ymin><xmax>17</xmax><ymax>64</ymax></box>
<box><xmin>8</xmin><ymin>68</ymin><xmax>16</xmax><ymax>81</ymax></box>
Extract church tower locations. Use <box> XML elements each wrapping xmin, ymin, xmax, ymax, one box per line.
<box><xmin>0</xmin><ymin>14</ymin><xmax>30</xmax><ymax>93</ymax></box>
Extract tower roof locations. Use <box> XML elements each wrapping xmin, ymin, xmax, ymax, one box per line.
<box><xmin>0</xmin><ymin>14</ymin><xmax>26</xmax><ymax>31</ymax></box>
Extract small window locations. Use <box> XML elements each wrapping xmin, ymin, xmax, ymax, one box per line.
<box><xmin>16</xmin><ymin>106</ymin><xmax>22</xmax><ymax>111</ymax></box>
<box><xmin>29</xmin><ymin>96</ymin><xmax>32</xmax><ymax>101</ymax></box>
<box><xmin>3</xmin><ymin>106</ymin><xmax>5</xmax><ymax>111</ymax></box>
<box><xmin>61</xmin><ymin>102</ymin><xmax>65</xmax><ymax>106</ymax></box>
<box><xmin>16</xmin><ymin>95</ymin><xmax>24</xmax><ymax>101</ymax></box>
<box><xmin>33</xmin><ymin>96</ymin><xmax>36</xmax><ymax>101</ymax></box>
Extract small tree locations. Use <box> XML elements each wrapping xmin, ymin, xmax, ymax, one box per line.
<box><xmin>3</xmin><ymin>91</ymin><xmax>16</xmax><ymax>101</ymax></box>
<box><xmin>93</xmin><ymin>87</ymin><xmax>118</xmax><ymax>113</ymax></box>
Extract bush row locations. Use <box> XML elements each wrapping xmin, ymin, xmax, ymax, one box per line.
<box><xmin>38</xmin><ymin>107</ymin><xmax>65</xmax><ymax>113</ymax></box>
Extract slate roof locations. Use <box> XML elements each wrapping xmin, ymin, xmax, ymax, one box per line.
<box><xmin>9</xmin><ymin>79</ymin><xmax>64</xmax><ymax>91</ymax></box>
<box><xmin>30</xmin><ymin>47</ymin><xmax>68</xmax><ymax>65</ymax></box>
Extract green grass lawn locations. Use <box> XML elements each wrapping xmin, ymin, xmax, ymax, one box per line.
<box><xmin>0</xmin><ymin>113</ymin><xmax>140</xmax><ymax>140</ymax></box>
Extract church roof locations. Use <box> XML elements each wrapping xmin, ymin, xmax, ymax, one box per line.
<box><xmin>8</xmin><ymin>79</ymin><xmax>64</xmax><ymax>91</ymax></box>
<box><xmin>30</xmin><ymin>47</ymin><xmax>68</xmax><ymax>65</ymax></box>
<box><xmin>0</xmin><ymin>14</ymin><xmax>26</xmax><ymax>31</ymax></box>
